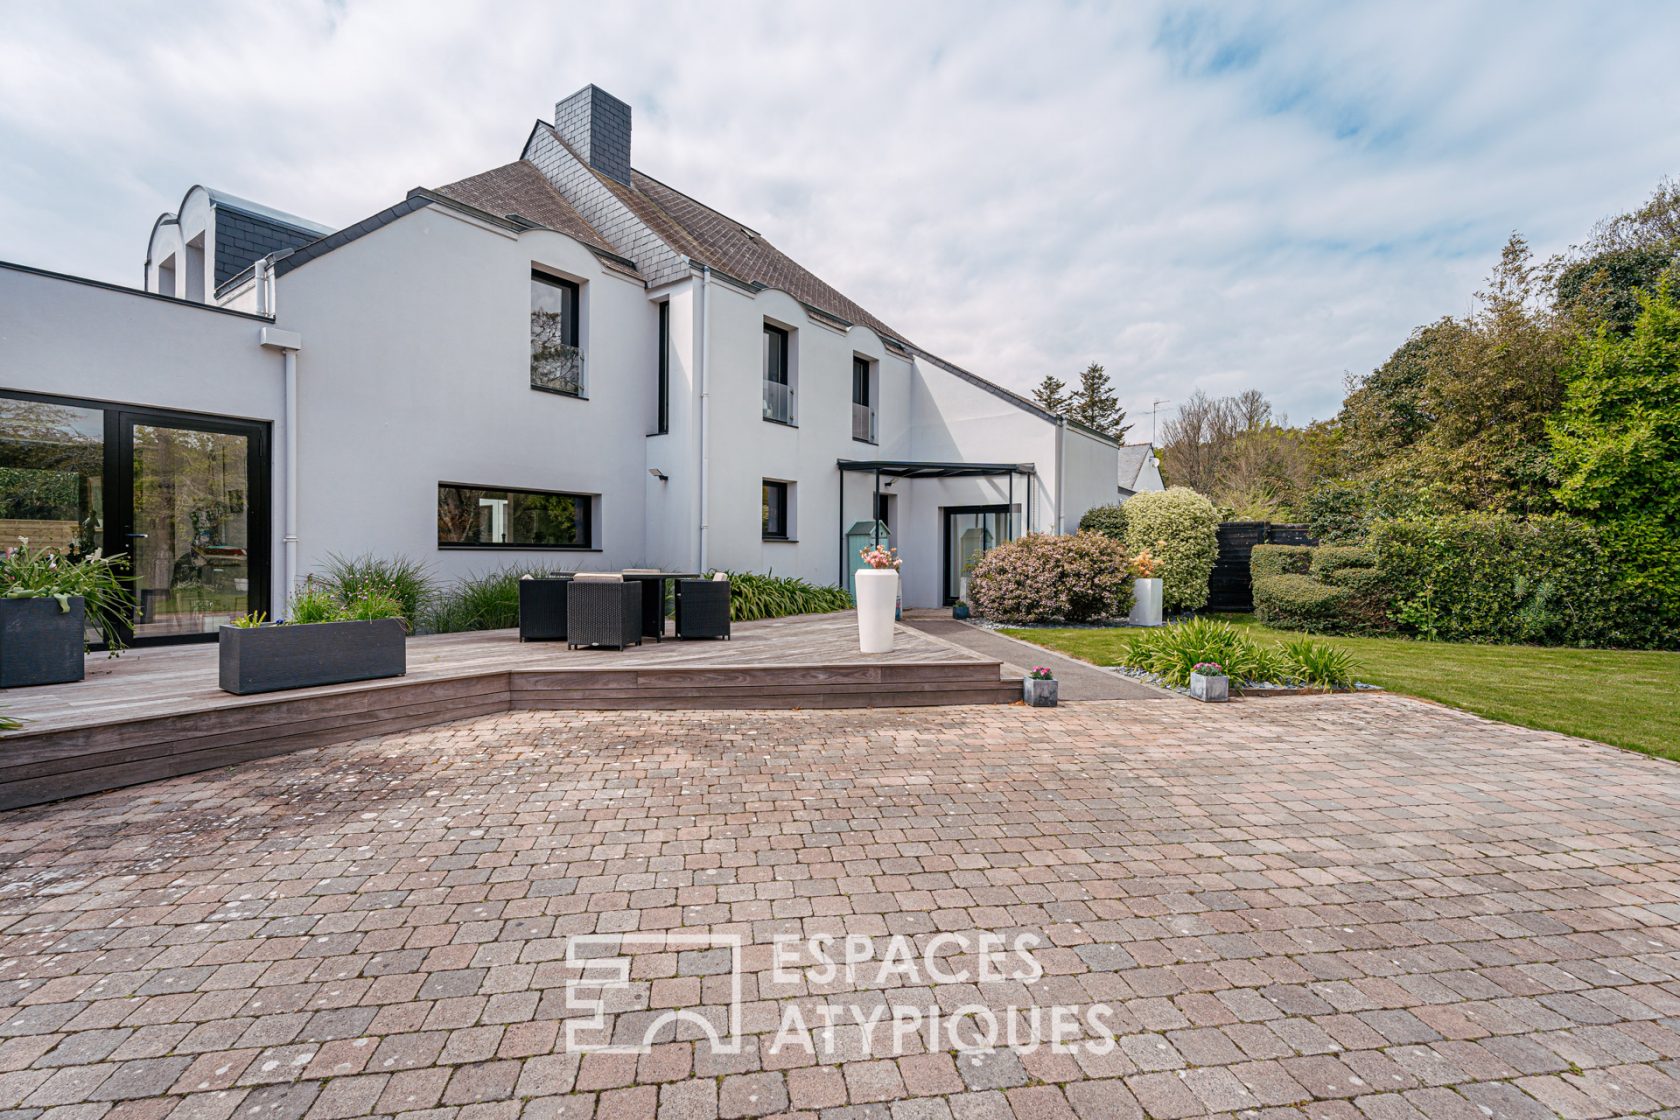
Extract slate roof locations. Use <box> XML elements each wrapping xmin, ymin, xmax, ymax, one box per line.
<box><xmin>435</xmin><ymin>161</ymin><xmax>618</xmax><ymax>256</ymax></box>
<box><xmin>1117</xmin><ymin>443</ymin><xmax>1159</xmax><ymax>491</ymax></box>
<box><xmin>631</xmin><ymin>170</ymin><xmax>905</xmax><ymax>343</ymax></box>
<box><xmin>524</xmin><ymin>122</ymin><xmax>905</xmax><ymax>344</ymax></box>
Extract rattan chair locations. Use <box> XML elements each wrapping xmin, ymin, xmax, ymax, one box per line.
<box><xmin>517</xmin><ymin>576</ymin><xmax>570</xmax><ymax>641</ymax></box>
<box><xmin>566</xmin><ymin>575</ymin><xmax>643</xmax><ymax>650</ymax></box>
<box><xmin>675</xmin><ymin>577</ymin><xmax>731</xmax><ymax>641</ymax></box>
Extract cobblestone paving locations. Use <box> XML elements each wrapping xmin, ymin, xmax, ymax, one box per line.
<box><xmin>1</xmin><ymin>695</ymin><xmax>1679</xmax><ymax>1119</ymax></box>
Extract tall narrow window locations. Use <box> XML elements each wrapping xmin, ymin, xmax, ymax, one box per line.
<box><xmin>762</xmin><ymin>324</ymin><xmax>794</xmax><ymax>424</ymax></box>
<box><xmin>852</xmin><ymin>356</ymin><xmax>877</xmax><ymax>444</ymax></box>
<box><xmin>762</xmin><ymin>480</ymin><xmax>790</xmax><ymax>540</ymax></box>
<box><xmin>654</xmin><ymin>301</ymin><xmax>670</xmax><ymax>435</ymax></box>
<box><xmin>531</xmin><ymin>271</ymin><xmax>583</xmax><ymax>396</ymax></box>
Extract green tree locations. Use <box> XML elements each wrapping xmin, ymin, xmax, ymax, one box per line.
<box><xmin>1417</xmin><ymin>235</ymin><xmax>1569</xmax><ymax>515</ymax></box>
<box><xmin>1067</xmin><ymin>362</ymin><xmax>1130</xmax><ymax>440</ymax></box>
<box><xmin>1550</xmin><ymin>280</ymin><xmax>1680</xmax><ymax>638</ymax></box>
<box><xmin>1030</xmin><ymin>375</ymin><xmax>1069</xmax><ymax>415</ymax></box>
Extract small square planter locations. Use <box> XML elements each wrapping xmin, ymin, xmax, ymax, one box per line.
<box><xmin>1023</xmin><ymin>677</ymin><xmax>1058</xmax><ymax>707</ymax></box>
<box><xmin>951</xmin><ymin>601</ymin><xmax>970</xmax><ymax>620</ymax></box>
<box><xmin>219</xmin><ymin>619</ymin><xmax>406</xmax><ymax>695</ymax></box>
<box><xmin>0</xmin><ymin>596</ymin><xmax>86</xmax><ymax>688</ymax></box>
<box><xmin>1189</xmin><ymin>671</ymin><xmax>1229</xmax><ymax>703</ymax></box>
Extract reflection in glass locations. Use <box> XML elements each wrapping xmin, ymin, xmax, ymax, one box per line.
<box><xmin>438</xmin><ymin>484</ymin><xmax>592</xmax><ymax>548</ymax></box>
<box><xmin>0</xmin><ymin>396</ymin><xmax>104</xmax><ymax>557</ymax></box>
<box><xmin>946</xmin><ymin>507</ymin><xmax>1015</xmax><ymax>604</ymax></box>
<box><xmin>131</xmin><ymin>425</ymin><xmax>251</xmax><ymax>638</ymax></box>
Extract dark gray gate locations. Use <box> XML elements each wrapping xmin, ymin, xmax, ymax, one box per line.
<box><xmin>1207</xmin><ymin>521</ymin><xmax>1314</xmax><ymax>612</ymax></box>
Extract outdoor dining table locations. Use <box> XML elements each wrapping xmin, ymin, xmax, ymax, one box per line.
<box><xmin>618</xmin><ymin>571</ymin><xmax>701</xmax><ymax>641</ymax></box>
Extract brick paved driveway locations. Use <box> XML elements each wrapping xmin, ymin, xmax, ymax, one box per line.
<box><xmin>1</xmin><ymin>695</ymin><xmax>1679</xmax><ymax>1120</ymax></box>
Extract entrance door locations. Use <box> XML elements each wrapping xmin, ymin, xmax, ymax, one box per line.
<box><xmin>116</xmin><ymin>413</ymin><xmax>267</xmax><ymax>642</ymax></box>
<box><xmin>943</xmin><ymin>505</ymin><xmax>1014</xmax><ymax>604</ymax></box>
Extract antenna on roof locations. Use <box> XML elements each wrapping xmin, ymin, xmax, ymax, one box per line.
<box><xmin>1150</xmin><ymin>399</ymin><xmax>1171</xmax><ymax>444</ymax></box>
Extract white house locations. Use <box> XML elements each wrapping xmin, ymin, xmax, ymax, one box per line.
<box><xmin>0</xmin><ymin>85</ymin><xmax>1123</xmax><ymax>643</ymax></box>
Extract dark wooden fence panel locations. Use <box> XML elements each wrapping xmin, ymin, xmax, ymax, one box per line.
<box><xmin>1207</xmin><ymin>522</ymin><xmax>1315</xmax><ymax>612</ymax></box>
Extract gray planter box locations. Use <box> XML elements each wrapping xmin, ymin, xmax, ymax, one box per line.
<box><xmin>1189</xmin><ymin>672</ymin><xmax>1229</xmax><ymax>703</ymax></box>
<box><xmin>1023</xmin><ymin>677</ymin><xmax>1058</xmax><ymax>707</ymax></box>
<box><xmin>219</xmin><ymin>619</ymin><xmax>406</xmax><ymax>695</ymax></box>
<box><xmin>0</xmin><ymin>596</ymin><xmax>86</xmax><ymax>688</ymax></box>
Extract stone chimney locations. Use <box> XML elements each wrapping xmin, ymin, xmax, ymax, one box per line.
<box><xmin>553</xmin><ymin>85</ymin><xmax>632</xmax><ymax>186</ymax></box>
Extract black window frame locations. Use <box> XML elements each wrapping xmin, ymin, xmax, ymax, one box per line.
<box><xmin>763</xmin><ymin>324</ymin><xmax>790</xmax><ymax>386</ymax></box>
<box><xmin>653</xmin><ymin>300</ymin><xmax>670</xmax><ymax>435</ymax></box>
<box><xmin>762</xmin><ymin>479</ymin><xmax>791</xmax><ymax>541</ymax></box>
<box><xmin>530</xmin><ymin>270</ymin><xmax>583</xmax><ymax>398</ymax></box>
<box><xmin>437</xmin><ymin>481</ymin><xmax>596</xmax><ymax>551</ymax></box>
<box><xmin>852</xmin><ymin>356</ymin><xmax>871</xmax><ymax>407</ymax></box>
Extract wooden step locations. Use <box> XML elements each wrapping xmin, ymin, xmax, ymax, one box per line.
<box><xmin>0</xmin><ymin>661</ymin><xmax>1014</xmax><ymax>812</ymax></box>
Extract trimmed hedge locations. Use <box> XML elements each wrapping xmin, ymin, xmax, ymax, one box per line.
<box><xmin>1368</xmin><ymin>514</ymin><xmax>1618</xmax><ymax>646</ymax></box>
<box><xmin>1252</xmin><ymin>574</ymin><xmax>1351</xmax><ymax>632</ymax></box>
<box><xmin>1106</xmin><ymin>488</ymin><xmax>1219</xmax><ymax>611</ymax></box>
<box><xmin>1077</xmin><ymin>504</ymin><xmax>1128</xmax><ymax>541</ymax></box>
<box><xmin>1309</xmin><ymin>545</ymin><xmax>1373</xmax><ymax>579</ymax></box>
<box><xmin>1250</xmin><ymin>544</ymin><xmax>1313</xmax><ymax>579</ymax></box>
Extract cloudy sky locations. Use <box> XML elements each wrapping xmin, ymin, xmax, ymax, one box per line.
<box><xmin>3</xmin><ymin>1</ymin><xmax>1677</xmax><ymax>431</ymax></box>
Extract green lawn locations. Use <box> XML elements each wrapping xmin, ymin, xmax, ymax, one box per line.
<box><xmin>1001</xmin><ymin>616</ymin><xmax>1680</xmax><ymax>762</ymax></box>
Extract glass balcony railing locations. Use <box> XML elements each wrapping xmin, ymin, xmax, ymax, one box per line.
<box><xmin>852</xmin><ymin>402</ymin><xmax>877</xmax><ymax>443</ymax></box>
<box><xmin>763</xmin><ymin>379</ymin><xmax>795</xmax><ymax>425</ymax></box>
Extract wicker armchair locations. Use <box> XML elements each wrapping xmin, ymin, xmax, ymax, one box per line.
<box><xmin>517</xmin><ymin>576</ymin><xmax>570</xmax><ymax>641</ymax></box>
<box><xmin>676</xmin><ymin>577</ymin><xmax>731</xmax><ymax>641</ymax></box>
<box><xmin>566</xmin><ymin>575</ymin><xmax>643</xmax><ymax>650</ymax></box>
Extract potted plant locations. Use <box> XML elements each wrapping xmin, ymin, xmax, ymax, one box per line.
<box><xmin>952</xmin><ymin>600</ymin><xmax>970</xmax><ymax>620</ymax></box>
<box><xmin>219</xmin><ymin>582</ymin><xmax>408</xmax><ymax>695</ymax></box>
<box><xmin>855</xmin><ymin>546</ymin><xmax>901</xmax><ymax>654</ymax></box>
<box><xmin>1023</xmin><ymin>666</ymin><xmax>1058</xmax><ymax>707</ymax></box>
<box><xmin>1189</xmin><ymin>661</ymin><xmax>1228</xmax><ymax>703</ymax></box>
<box><xmin>1128</xmin><ymin>544</ymin><xmax>1164</xmax><ymax>627</ymax></box>
<box><xmin>0</xmin><ymin>539</ymin><xmax>134</xmax><ymax>688</ymax></box>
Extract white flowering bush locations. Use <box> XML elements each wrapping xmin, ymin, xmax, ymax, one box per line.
<box><xmin>967</xmin><ymin>532</ymin><xmax>1132</xmax><ymax>624</ymax></box>
<box><xmin>1114</xmin><ymin>487</ymin><xmax>1219</xmax><ymax>611</ymax></box>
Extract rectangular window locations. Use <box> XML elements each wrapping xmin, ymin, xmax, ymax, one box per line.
<box><xmin>762</xmin><ymin>324</ymin><xmax>795</xmax><ymax>424</ymax></box>
<box><xmin>531</xmin><ymin>271</ymin><xmax>583</xmax><ymax>396</ymax></box>
<box><xmin>439</xmin><ymin>483</ymin><xmax>593</xmax><ymax>549</ymax></box>
<box><xmin>655</xmin><ymin>301</ymin><xmax>670</xmax><ymax>435</ymax></box>
<box><xmin>852</xmin><ymin>357</ymin><xmax>870</xmax><ymax>407</ymax></box>
<box><xmin>762</xmin><ymin>480</ymin><xmax>790</xmax><ymax>540</ymax></box>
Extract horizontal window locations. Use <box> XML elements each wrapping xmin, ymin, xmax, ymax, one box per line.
<box><xmin>438</xmin><ymin>483</ymin><xmax>593</xmax><ymax>549</ymax></box>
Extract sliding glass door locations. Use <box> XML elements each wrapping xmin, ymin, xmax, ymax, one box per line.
<box><xmin>0</xmin><ymin>390</ymin><xmax>269</xmax><ymax>645</ymax></box>
<box><xmin>943</xmin><ymin>505</ymin><xmax>1017</xmax><ymax>604</ymax></box>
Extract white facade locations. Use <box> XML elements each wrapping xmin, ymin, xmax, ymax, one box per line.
<box><xmin>0</xmin><ymin>85</ymin><xmax>1127</xmax><ymax>634</ymax></box>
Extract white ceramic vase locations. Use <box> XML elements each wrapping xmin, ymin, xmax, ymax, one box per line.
<box><xmin>1129</xmin><ymin>578</ymin><xmax>1163</xmax><ymax>627</ymax></box>
<box><xmin>855</xmin><ymin>569</ymin><xmax>899</xmax><ymax>654</ymax></box>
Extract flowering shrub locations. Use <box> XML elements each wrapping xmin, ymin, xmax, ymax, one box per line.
<box><xmin>1130</xmin><ymin>546</ymin><xmax>1162</xmax><ymax>579</ymax></box>
<box><xmin>1027</xmin><ymin>666</ymin><xmax>1054</xmax><ymax>680</ymax></box>
<box><xmin>967</xmin><ymin>532</ymin><xmax>1132</xmax><ymax>624</ymax></box>
<box><xmin>1192</xmin><ymin>662</ymin><xmax>1224</xmax><ymax>676</ymax></box>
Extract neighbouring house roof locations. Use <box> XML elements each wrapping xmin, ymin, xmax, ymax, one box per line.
<box><xmin>435</xmin><ymin>160</ymin><xmax>619</xmax><ymax>256</ymax></box>
<box><xmin>1117</xmin><ymin>443</ymin><xmax>1158</xmax><ymax>491</ymax></box>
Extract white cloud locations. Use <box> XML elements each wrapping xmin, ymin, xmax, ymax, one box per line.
<box><xmin>2</xmin><ymin>0</ymin><xmax>1677</xmax><ymax>425</ymax></box>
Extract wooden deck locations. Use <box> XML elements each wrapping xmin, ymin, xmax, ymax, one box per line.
<box><xmin>0</xmin><ymin>613</ymin><xmax>1018</xmax><ymax>811</ymax></box>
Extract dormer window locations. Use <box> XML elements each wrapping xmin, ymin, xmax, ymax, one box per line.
<box><xmin>531</xmin><ymin>271</ymin><xmax>583</xmax><ymax>396</ymax></box>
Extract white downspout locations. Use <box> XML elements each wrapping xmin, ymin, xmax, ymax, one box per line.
<box><xmin>259</xmin><ymin>281</ymin><xmax>302</xmax><ymax>617</ymax></box>
<box><xmin>1053</xmin><ymin>416</ymin><xmax>1067</xmax><ymax>533</ymax></box>
<box><xmin>696</xmin><ymin>265</ymin><xmax>712</xmax><ymax>572</ymax></box>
